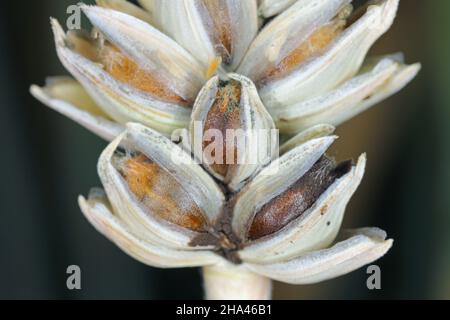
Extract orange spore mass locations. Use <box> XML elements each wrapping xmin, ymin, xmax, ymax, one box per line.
<box><xmin>99</xmin><ymin>45</ymin><xmax>188</xmax><ymax>105</ymax></box>
<box><xmin>264</xmin><ymin>20</ymin><xmax>346</xmax><ymax>80</ymax></box>
<box><xmin>121</xmin><ymin>154</ymin><xmax>206</xmax><ymax>232</ymax></box>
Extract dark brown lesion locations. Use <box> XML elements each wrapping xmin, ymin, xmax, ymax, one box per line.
<box><xmin>247</xmin><ymin>156</ymin><xmax>352</xmax><ymax>240</ymax></box>
<box><xmin>202</xmin><ymin>79</ymin><xmax>242</xmax><ymax>178</ymax></box>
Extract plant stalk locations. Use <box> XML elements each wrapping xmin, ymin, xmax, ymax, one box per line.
<box><xmin>202</xmin><ymin>262</ymin><xmax>272</xmax><ymax>300</ymax></box>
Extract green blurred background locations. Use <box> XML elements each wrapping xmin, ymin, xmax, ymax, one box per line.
<box><xmin>0</xmin><ymin>0</ymin><xmax>449</xmax><ymax>299</ymax></box>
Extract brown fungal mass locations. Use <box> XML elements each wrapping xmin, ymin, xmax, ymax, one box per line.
<box><xmin>248</xmin><ymin>156</ymin><xmax>352</xmax><ymax>240</ymax></box>
<box><xmin>117</xmin><ymin>153</ymin><xmax>206</xmax><ymax>232</ymax></box>
<box><xmin>202</xmin><ymin>79</ymin><xmax>242</xmax><ymax>178</ymax></box>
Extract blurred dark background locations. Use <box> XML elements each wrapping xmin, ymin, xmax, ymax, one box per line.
<box><xmin>0</xmin><ymin>0</ymin><xmax>449</xmax><ymax>299</ymax></box>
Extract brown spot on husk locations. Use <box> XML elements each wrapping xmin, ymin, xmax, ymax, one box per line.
<box><xmin>261</xmin><ymin>5</ymin><xmax>354</xmax><ymax>82</ymax></box>
<box><xmin>248</xmin><ymin>156</ymin><xmax>352</xmax><ymax>240</ymax></box>
<box><xmin>117</xmin><ymin>153</ymin><xmax>206</xmax><ymax>232</ymax></box>
<box><xmin>202</xmin><ymin>79</ymin><xmax>242</xmax><ymax>178</ymax></box>
<box><xmin>263</xmin><ymin>20</ymin><xmax>346</xmax><ymax>81</ymax></box>
<box><xmin>97</xmin><ymin>44</ymin><xmax>188</xmax><ymax>105</ymax></box>
<box><xmin>198</xmin><ymin>0</ymin><xmax>233</xmax><ymax>64</ymax></box>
